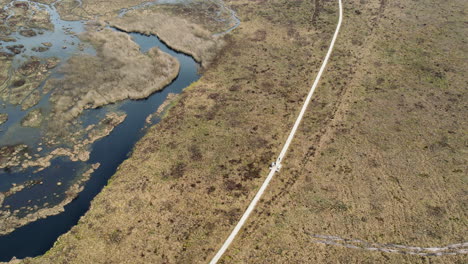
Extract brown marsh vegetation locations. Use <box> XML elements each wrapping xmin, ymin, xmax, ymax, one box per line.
<box><xmin>110</xmin><ymin>5</ymin><xmax>226</xmax><ymax>68</ymax></box>
<box><xmin>46</xmin><ymin>28</ymin><xmax>179</xmax><ymax>123</ymax></box>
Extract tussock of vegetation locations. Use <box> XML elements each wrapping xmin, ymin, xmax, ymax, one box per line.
<box><xmin>0</xmin><ymin>113</ymin><xmax>7</xmax><ymax>125</ymax></box>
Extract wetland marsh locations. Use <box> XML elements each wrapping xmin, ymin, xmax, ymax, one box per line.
<box><xmin>0</xmin><ymin>0</ymin><xmax>237</xmax><ymax>260</ymax></box>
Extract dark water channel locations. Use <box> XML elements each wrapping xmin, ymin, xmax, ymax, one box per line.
<box><xmin>0</xmin><ymin>12</ymin><xmax>200</xmax><ymax>264</ymax></box>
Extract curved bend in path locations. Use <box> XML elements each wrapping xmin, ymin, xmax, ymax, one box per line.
<box><xmin>209</xmin><ymin>0</ymin><xmax>344</xmax><ymax>263</ymax></box>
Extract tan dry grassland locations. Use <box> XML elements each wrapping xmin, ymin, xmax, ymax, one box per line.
<box><xmin>22</xmin><ymin>0</ymin><xmax>467</xmax><ymax>263</ymax></box>
<box><xmin>223</xmin><ymin>0</ymin><xmax>468</xmax><ymax>263</ymax></box>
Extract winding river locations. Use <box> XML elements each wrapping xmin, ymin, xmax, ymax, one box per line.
<box><xmin>0</xmin><ymin>1</ymin><xmax>200</xmax><ymax>261</ymax></box>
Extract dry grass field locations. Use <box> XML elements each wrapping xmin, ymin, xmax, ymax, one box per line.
<box><xmin>221</xmin><ymin>0</ymin><xmax>468</xmax><ymax>263</ymax></box>
<box><xmin>18</xmin><ymin>0</ymin><xmax>467</xmax><ymax>263</ymax></box>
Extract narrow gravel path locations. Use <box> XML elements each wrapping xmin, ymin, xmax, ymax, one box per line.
<box><xmin>209</xmin><ymin>0</ymin><xmax>344</xmax><ymax>262</ymax></box>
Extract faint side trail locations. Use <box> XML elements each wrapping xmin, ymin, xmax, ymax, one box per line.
<box><xmin>209</xmin><ymin>0</ymin><xmax>344</xmax><ymax>263</ymax></box>
<box><xmin>310</xmin><ymin>234</ymin><xmax>468</xmax><ymax>256</ymax></box>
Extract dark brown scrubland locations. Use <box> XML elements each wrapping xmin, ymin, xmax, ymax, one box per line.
<box><xmin>16</xmin><ymin>0</ymin><xmax>467</xmax><ymax>263</ymax></box>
